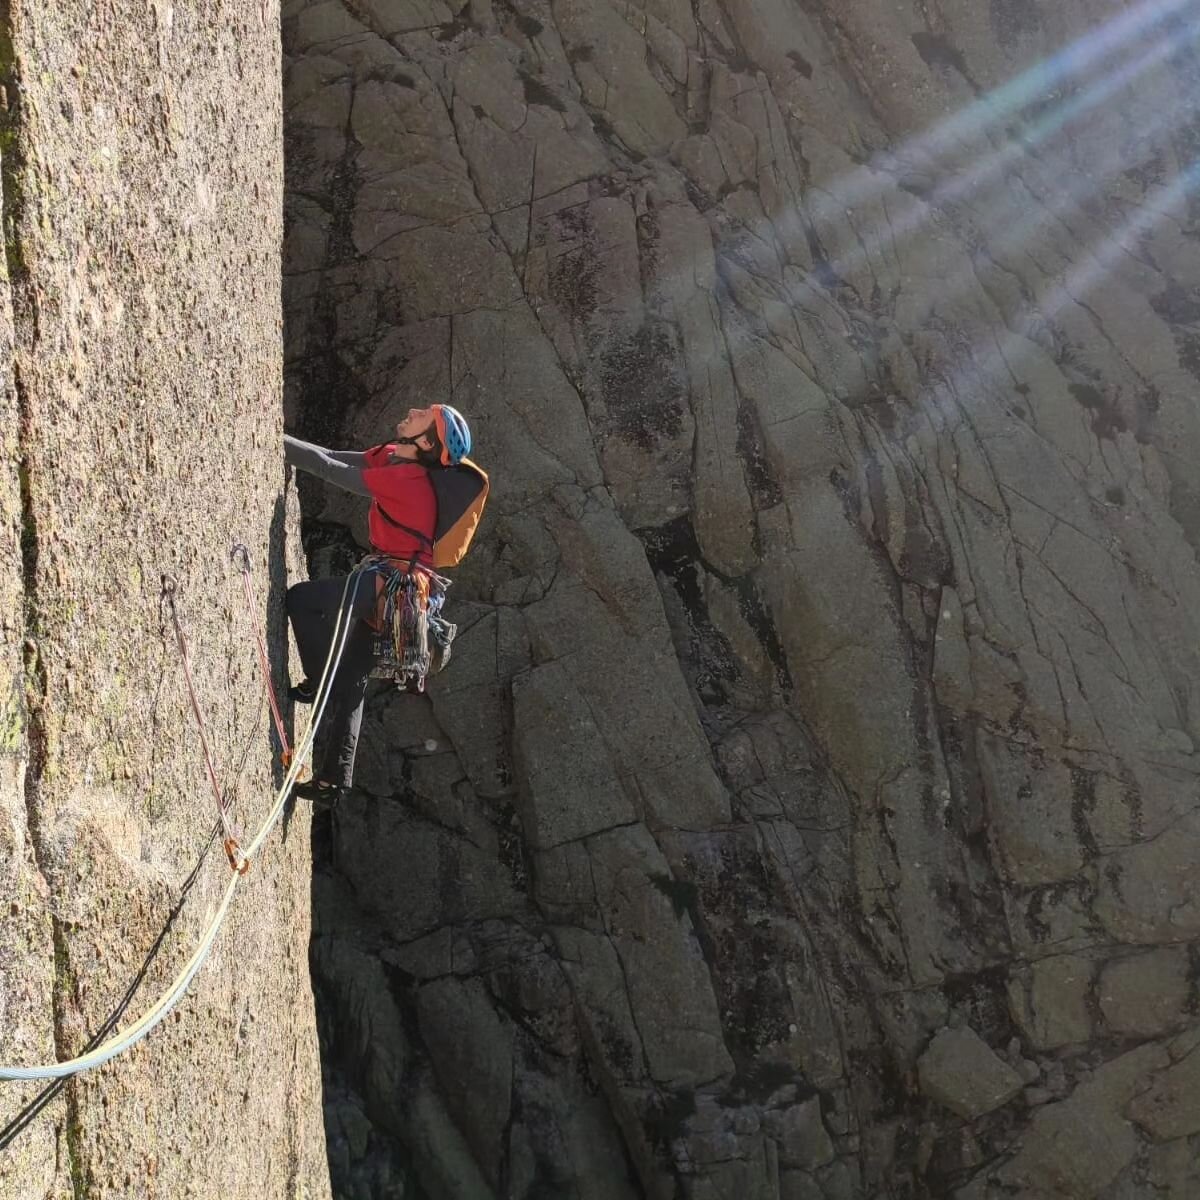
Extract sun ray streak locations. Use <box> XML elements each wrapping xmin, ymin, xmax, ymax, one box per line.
<box><xmin>1039</xmin><ymin>160</ymin><xmax>1200</xmax><ymax>323</ymax></box>
<box><xmin>792</xmin><ymin>17</ymin><xmax>1197</xmax><ymax>300</ymax></box>
<box><xmin>692</xmin><ymin>14</ymin><xmax>1200</xmax><ymax>398</ymax></box>
<box><xmin>921</xmin><ymin>160</ymin><xmax>1200</xmax><ymax>443</ymax></box>
<box><xmin>815</xmin><ymin>0</ymin><xmax>1199</xmax><ymax>215</ymax></box>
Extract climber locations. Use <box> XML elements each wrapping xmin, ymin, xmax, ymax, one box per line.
<box><xmin>283</xmin><ymin>403</ymin><xmax>487</xmax><ymax>808</ymax></box>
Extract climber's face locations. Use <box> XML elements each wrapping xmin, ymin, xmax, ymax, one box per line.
<box><xmin>396</xmin><ymin>406</ymin><xmax>436</xmax><ymax>451</ymax></box>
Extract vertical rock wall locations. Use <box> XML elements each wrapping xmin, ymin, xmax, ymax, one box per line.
<box><xmin>284</xmin><ymin>0</ymin><xmax>1200</xmax><ymax>1196</ymax></box>
<box><xmin>1</xmin><ymin>3</ymin><xmax>329</xmax><ymax>1198</ymax></box>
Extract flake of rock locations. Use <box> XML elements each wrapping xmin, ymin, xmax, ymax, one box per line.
<box><xmin>1008</xmin><ymin>955</ymin><xmax>1094</xmax><ymax>1050</ymax></box>
<box><xmin>917</xmin><ymin>1027</ymin><xmax>1023</xmax><ymax>1120</ymax></box>
<box><xmin>1100</xmin><ymin>947</ymin><xmax>1191</xmax><ymax>1038</ymax></box>
<box><xmin>775</xmin><ymin>1097</ymin><xmax>835</xmax><ymax>1168</ymax></box>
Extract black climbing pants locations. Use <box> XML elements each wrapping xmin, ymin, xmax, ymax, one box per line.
<box><xmin>286</xmin><ymin>571</ymin><xmax>379</xmax><ymax>790</ymax></box>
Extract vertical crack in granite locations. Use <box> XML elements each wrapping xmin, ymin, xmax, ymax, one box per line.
<box><xmin>0</xmin><ymin>8</ymin><xmax>86</xmax><ymax>1191</ymax></box>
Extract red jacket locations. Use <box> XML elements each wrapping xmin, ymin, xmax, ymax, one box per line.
<box><xmin>361</xmin><ymin>444</ymin><xmax>437</xmax><ymax>561</ymax></box>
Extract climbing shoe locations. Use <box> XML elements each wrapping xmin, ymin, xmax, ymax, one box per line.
<box><xmin>291</xmin><ymin>779</ymin><xmax>344</xmax><ymax>811</ymax></box>
<box><xmin>289</xmin><ymin>678</ymin><xmax>317</xmax><ymax>705</ymax></box>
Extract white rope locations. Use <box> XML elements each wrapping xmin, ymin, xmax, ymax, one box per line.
<box><xmin>0</xmin><ymin>569</ymin><xmax>366</xmax><ymax>1081</ymax></box>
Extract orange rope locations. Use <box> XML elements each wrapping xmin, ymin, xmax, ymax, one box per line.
<box><xmin>230</xmin><ymin>543</ymin><xmax>293</xmax><ymax>767</ymax></box>
<box><xmin>162</xmin><ymin>577</ymin><xmax>244</xmax><ymax>868</ymax></box>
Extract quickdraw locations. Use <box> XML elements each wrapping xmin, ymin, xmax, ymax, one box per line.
<box><xmin>223</xmin><ymin>837</ymin><xmax>251</xmax><ymax>876</ymax></box>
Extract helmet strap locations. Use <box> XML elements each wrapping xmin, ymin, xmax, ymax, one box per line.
<box><xmin>394</xmin><ymin>427</ymin><xmax>443</xmax><ymax>466</ymax></box>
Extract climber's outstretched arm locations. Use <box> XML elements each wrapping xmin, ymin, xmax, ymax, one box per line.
<box><xmin>284</xmin><ymin>435</ymin><xmax>371</xmax><ymax>496</ymax></box>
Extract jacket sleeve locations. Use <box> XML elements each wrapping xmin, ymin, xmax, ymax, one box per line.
<box><xmin>283</xmin><ymin>435</ymin><xmax>372</xmax><ymax>497</ymax></box>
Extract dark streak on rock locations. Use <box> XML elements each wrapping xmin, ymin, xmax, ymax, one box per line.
<box><xmin>649</xmin><ymin>870</ymin><xmax>701</xmax><ymax>922</ymax></box>
<box><xmin>787</xmin><ymin>49</ymin><xmax>814</xmax><ymax>79</ymax></box>
<box><xmin>1069</xmin><ymin>767</ymin><xmax>1100</xmax><ymax>858</ymax></box>
<box><xmin>1133</xmin><ymin>384</ymin><xmax>1160</xmax><ymax>443</ymax></box>
<box><xmin>680</xmin><ymin>835</ymin><xmax>806</xmax><ymax>1061</ymax></box>
<box><xmin>734</xmin><ymin>398</ymin><xmax>783</xmax><ymax>512</ymax></box>
<box><xmin>434</xmin><ymin>15</ymin><xmax>472</xmax><ymax>42</ymax></box>
<box><xmin>910</xmin><ymin>32</ymin><xmax>979</xmax><ymax>94</ymax></box>
<box><xmin>545</xmin><ymin>202</ymin><xmax>601</xmax><ymax>325</ymax></box>
<box><xmin>640</xmin><ymin>514</ymin><xmax>793</xmax><ymax>701</ymax></box>
<box><xmin>1121</xmin><ymin>782</ymin><xmax>1143</xmax><ymax>840</ymax></box>
<box><xmin>724</xmin><ymin>1059</ymin><xmax>813</xmax><ymax>1106</ymax></box>
<box><xmin>1175</xmin><ymin>329</ymin><xmax>1200</xmax><ymax>385</ymax></box>
<box><xmin>1150</xmin><ymin>281</ymin><xmax>1200</xmax><ymax>325</ymax></box>
<box><xmin>599</xmin><ymin>322</ymin><xmax>687</xmax><ymax>450</ymax></box>
<box><xmin>361</xmin><ymin>63</ymin><xmax>416</xmax><ymax>88</ymax></box>
<box><xmin>515</xmin><ymin>14</ymin><xmax>544</xmax><ymax>38</ymax></box>
<box><xmin>642</xmin><ymin>516</ymin><xmax>743</xmax><ymax>708</ymax></box>
<box><xmin>496</xmin><ymin>803</ymin><xmax>529</xmax><ymax>893</ymax></box>
<box><xmin>586</xmin><ymin>113</ymin><xmax>645</xmax><ymax>163</ymax></box>
<box><xmin>1185</xmin><ymin>943</ymin><xmax>1200</xmax><ymax>1016</ymax></box>
<box><xmin>1069</xmin><ymin>382</ymin><xmax>1127</xmax><ymax>441</ymax></box>
<box><xmin>644</xmin><ymin>1086</ymin><xmax>696</xmax><ymax>1153</ymax></box>
<box><xmin>520</xmin><ymin>70</ymin><xmax>568</xmax><ymax>114</ymax></box>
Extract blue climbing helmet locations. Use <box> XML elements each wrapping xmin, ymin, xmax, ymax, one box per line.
<box><xmin>431</xmin><ymin>404</ymin><xmax>471</xmax><ymax>466</ymax></box>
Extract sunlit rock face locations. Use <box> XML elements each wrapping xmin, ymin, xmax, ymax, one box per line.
<box><xmin>283</xmin><ymin>1</ymin><xmax>1200</xmax><ymax>1196</ymax></box>
<box><xmin>0</xmin><ymin>3</ymin><xmax>329</xmax><ymax>1197</ymax></box>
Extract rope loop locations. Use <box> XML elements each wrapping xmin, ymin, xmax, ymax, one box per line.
<box><xmin>0</xmin><ymin>565</ymin><xmax>362</xmax><ymax>1082</ymax></box>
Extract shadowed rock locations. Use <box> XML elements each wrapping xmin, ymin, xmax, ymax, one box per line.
<box><xmin>283</xmin><ymin>0</ymin><xmax>1200</xmax><ymax>1195</ymax></box>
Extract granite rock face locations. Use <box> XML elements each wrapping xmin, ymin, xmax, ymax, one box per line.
<box><xmin>1</xmin><ymin>3</ymin><xmax>329</xmax><ymax>1197</ymax></box>
<box><xmin>283</xmin><ymin>0</ymin><xmax>1200</xmax><ymax>1196</ymax></box>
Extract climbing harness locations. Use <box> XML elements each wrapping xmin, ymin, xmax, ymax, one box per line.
<box><xmin>0</xmin><ymin>563</ymin><xmax>367</xmax><ymax>1082</ymax></box>
<box><xmin>365</xmin><ymin>556</ymin><xmax>456</xmax><ymax>691</ymax></box>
